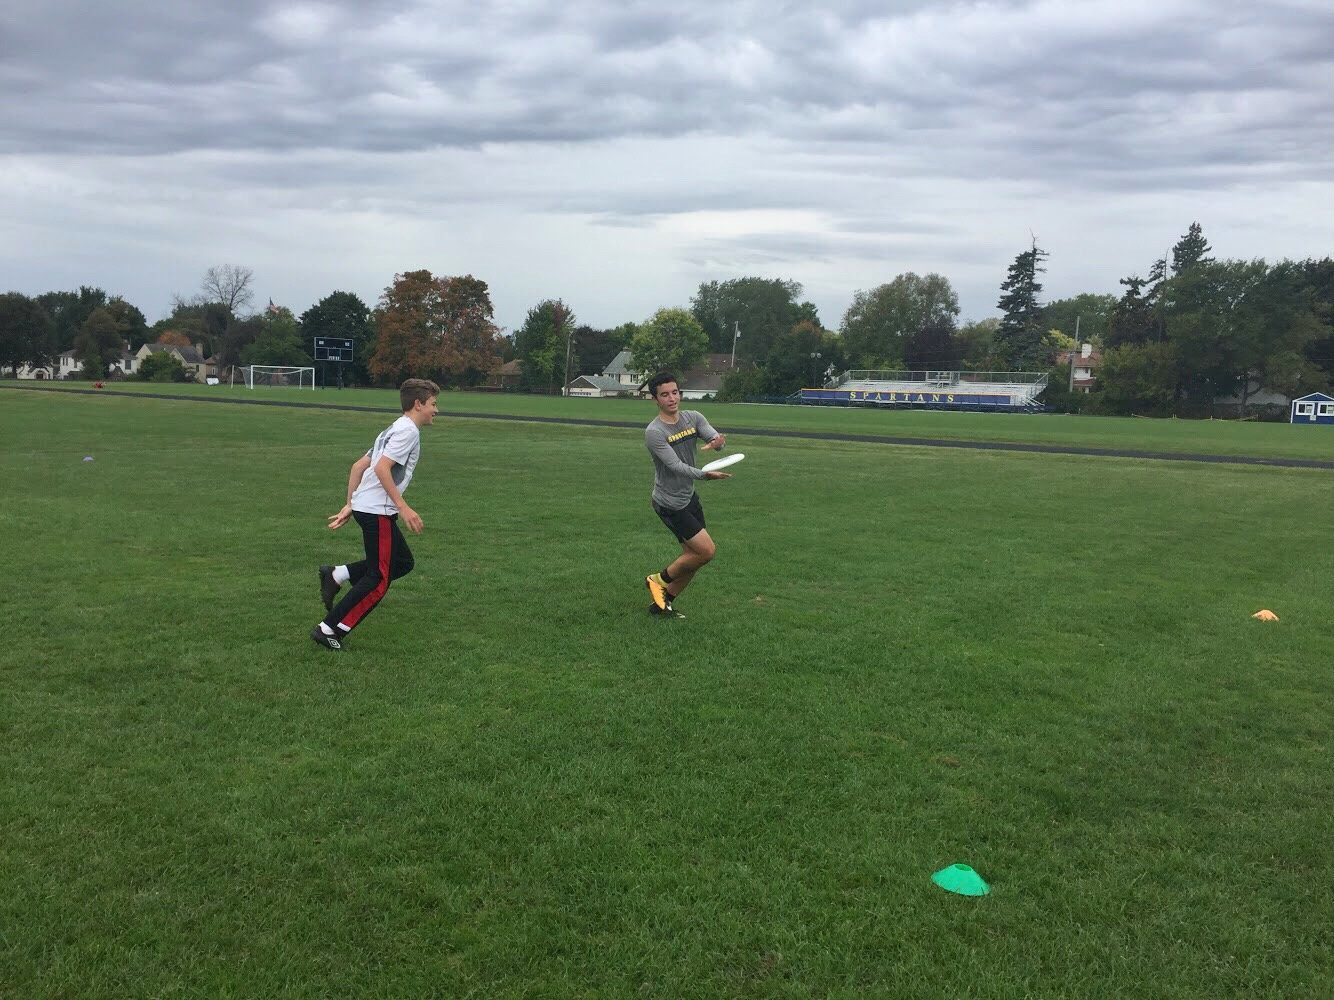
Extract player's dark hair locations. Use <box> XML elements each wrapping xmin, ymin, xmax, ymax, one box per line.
<box><xmin>400</xmin><ymin>378</ymin><xmax>441</xmax><ymax>411</ymax></box>
<box><xmin>647</xmin><ymin>372</ymin><xmax>679</xmax><ymax>398</ymax></box>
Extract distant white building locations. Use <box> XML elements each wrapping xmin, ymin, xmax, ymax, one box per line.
<box><xmin>15</xmin><ymin>343</ymin><xmax>140</xmax><ymax>380</ymax></box>
<box><xmin>564</xmin><ymin>350</ymin><xmax>742</xmax><ymax>400</ymax></box>
<box><xmin>134</xmin><ymin>343</ymin><xmax>217</xmax><ymax>383</ymax></box>
<box><xmin>565</xmin><ymin>350</ymin><xmax>644</xmax><ymax>397</ymax></box>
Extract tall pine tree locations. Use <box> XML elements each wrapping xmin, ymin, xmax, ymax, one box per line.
<box><xmin>1171</xmin><ymin>221</ymin><xmax>1213</xmax><ymax>275</ymax></box>
<box><xmin>995</xmin><ymin>239</ymin><xmax>1049</xmax><ymax>368</ymax></box>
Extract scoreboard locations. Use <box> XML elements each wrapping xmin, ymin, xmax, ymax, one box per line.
<box><xmin>313</xmin><ymin>338</ymin><xmax>354</xmax><ymax>362</ymax></box>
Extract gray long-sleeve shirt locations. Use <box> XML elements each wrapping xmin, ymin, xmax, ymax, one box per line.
<box><xmin>645</xmin><ymin>409</ymin><xmax>720</xmax><ymax>510</ymax></box>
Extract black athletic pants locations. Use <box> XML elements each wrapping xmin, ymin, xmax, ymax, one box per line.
<box><xmin>323</xmin><ymin>511</ymin><xmax>415</xmax><ymax>634</ymax></box>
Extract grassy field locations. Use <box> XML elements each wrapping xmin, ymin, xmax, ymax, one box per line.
<box><xmin>7</xmin><ymin>379</ymin><xmax>1334</xmax><ymax>461</ymax></box>
<box><xmin>2</xmin><ymin>388</ymin><xmax>1331</xmax><ymax>997</ymax></box>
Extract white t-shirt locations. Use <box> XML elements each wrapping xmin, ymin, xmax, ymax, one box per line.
<box><xmin>350</xmin><ymin>415</ymin><xmax>421</xmax><ymax>515</ymax></box>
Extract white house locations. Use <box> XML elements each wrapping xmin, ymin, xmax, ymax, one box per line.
<box><xmin>564</xmin><ymin>350</ymin><xmax>644</xmax><ymax>397</ymax></box>
<box><xmin>15</xmin><ymin>351</ymin><xmax>80</xmax><ymax>380</ymax></box>
<box><xmin>563</xmin><ymin>350</ymin><xmax>742</xmax><ymax>399</ymax></box>
<box><xmin>15</xmin><ymin>343</ymin><xmax>139</xmax><ymax>380</ymax></box>
<box><xmin>134</xmin><ymin>343</ymin><xmax>217</xmax><ymax>383</ymax></box>
<box><xmin>1059</xmin><ymin>343</ymin><xmax>1101</xmax><ymax>393</ymax></box>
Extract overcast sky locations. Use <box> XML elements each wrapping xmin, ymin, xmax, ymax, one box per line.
<box><xmin>3</xmin><ymin>0</ymin><xmax>1332</xmax><ymax>333</ymax></box>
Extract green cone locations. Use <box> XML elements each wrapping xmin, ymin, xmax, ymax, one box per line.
<box><xmin>931</xmin><ymin>863</ymin><xmax>990</xmax><ymax>896</ymax></box>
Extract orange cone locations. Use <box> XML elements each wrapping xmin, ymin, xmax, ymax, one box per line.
<box><xmin>1251</xmin><ymin>610</ymin><xmax>1279</xmax><ymax>622</ymax></box>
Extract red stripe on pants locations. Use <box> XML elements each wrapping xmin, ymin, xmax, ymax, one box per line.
<box><xmin>339</xmin><ymin>515</ymin><xmax>393</xmax><ymax>630</ymax></box>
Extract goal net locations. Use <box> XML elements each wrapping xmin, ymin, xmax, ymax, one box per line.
<box><xmin>243</xmin><ymin>365</ymin><xmax>315</xmax><ymax>389</ymax></box>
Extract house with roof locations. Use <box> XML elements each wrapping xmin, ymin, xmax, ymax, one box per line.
<box><xmin>16</xmin><ymin>350</ymin><xmax>82</xmax><ymax>380</ymax></box>
<box><xmin>134</xmin><ymin>342</ymin><xmax>217</xmax><ymax>383</ymax></box>
<box><xmin>13</xmin><ymin>340</ymin><xmax>139</xmax><ymax>380</ymax></box>
<box><xmin>675</xmin><ymin>353</ymin><xmax>743</xmax><ymax>399</ymax></box>
<box><xmin>564</xmin><ymin>350</ymin><xmax>744</xmax><ymax>399</ymax></box>
<box><xmin>1290</xmin><ymin>392</ymin><xmax>1334</xmax><ymax>425</ymax></box>
<box><xmin>1059</xmin><ymin>343</ymin><xmax>1101</xmax><ymax>393</ymax></box>
<box><xmin>565</xmin><ymin>349</ymin><xmax>643</xmax><ymax>398</ymax></box>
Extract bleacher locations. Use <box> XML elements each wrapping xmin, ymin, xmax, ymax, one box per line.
<box><xmin>797</xmin><ymin>370</ymin><xmax>1048</xmax><ymax>412</ymax></box>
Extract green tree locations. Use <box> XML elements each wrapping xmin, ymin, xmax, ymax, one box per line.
<box><xmin>629</xmin><ymin>308</ymin><xmax>709</xmax><ymax>379</ymax></box>
<box><xmin>691</xmin><ymin>277</ymin><xmax>815</xmax><ymax>359</ymax></box>
<box><xmin>839</xmin><ymin>273</ymin><xmax>960</xmax><ymax>369</ymax></box>
<box><xmin>105</xmin><ymin>297</ymin><xmax>149</xmax><ymax>349</ymax></box>
<box><xmin>994</xmin><ymin>240</ymin><xmax>1049</xmax><ymax>368</ymax></box>
<box><xmin>1162</xmin><ymin>260</ymin><xmax>1263</xmax><ymax>405</ymax></box>
<box><xmin>1172</xmin><ymin>221</ymin><xmax>1213</xmax><ymax>275</ymax></box>
<box><xmin>1093</xmin><ymin>342</ymin><xmax>1179</xmax><ymax>415</ymax></box>
<box><xmin>369</xmin><ymin>271</ymin><xmax>502</xmax><ymax>387</ymax></box>
<box><xmin>903</xmin><ymin>318</ymin><xmax>960</xmax><ymax>370</ymax></box>
<box><xmin>0</xmin><ymin>292</ymin><xmax>55</xmax><ymax>376</ymax></box>
<box><xmin>1106</xmin><ymin>275</ymin><xmax>1157</xmax><ymax>348</ymax></box>
<box><xmin>954</xmin><ymin>318</ymin><xmax>1002</xmax><ymax>370</ymax></box>
<box><xmin>73</xmin><ymin>307</ymin><xmax>128</xmax><ymax>378</ymax></box>
<box><xmin>1042</xmin><ymin>293</ymin><xmax>1115</xmax><ymax>346</ymax></box>
<box><xmin>514</xmin><ymin>299</ymin><xmax>575</xmax><ymax>392</ymax></box>
<box><xmin>301</xmin><ymin>291</ymin><xmax>374</xmax><ymax>385</ymax></box>
<box><xmin>1232</xmin><ymin>260</ymin><xmax>1323</xmax><ymax>410</ymax></box>
<box><xmin>715</xmin><ymin>366</ymin><xmax>769</xmax><ymax>402</ymax></box>
<box><xmin>1299</xmin><ymin>257</ymin><xmax>1334</xmax><ymax>385</ymax></box>
<box><xmin>241</xmin><ymin>307</ymin><xmax>313</xmax><ymax>368</ymax></box>
<box><xmin>36</xmin><ymin>286</ymin><xmax>108</xmax><ymax>351</ymax></box>
<box><xmin>134</xmin><ymin>351</ymin><xmax>190</xmax><ymax>382</ymax></box>
<box><xmin>762</xmin><ymin>321</ymin><xmax>843</xmax><ymax>396</ymax></box>
<box><xmin>1040</xmin><ymin>361</ymin><xmax>1085</xmax><ymax>414</ymax></box>
<box><xmin>573</xmin><ymin>322</ymin><xmax>634</xmax><ymax>375</ymax></box>
<box><xmin>217</xmin><ymin>316</ymin><xmax>263</xmax><ymax>375</ymax></box>
<box><xmin>155</xmin><ymin>300</ymin><xmax>231</xmax><ymax>359</ymax></box>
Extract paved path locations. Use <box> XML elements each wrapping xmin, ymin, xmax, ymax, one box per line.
<box><xmin>6</xmin><ymin>384</ymin><xmax>1331</xmax><ymax>470</ymax></box>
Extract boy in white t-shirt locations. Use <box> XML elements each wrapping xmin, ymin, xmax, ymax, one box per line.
<box><xmin>312</xmin><ymin>378</ymin><xmax>440</xmax><ymax>651</ymax></box>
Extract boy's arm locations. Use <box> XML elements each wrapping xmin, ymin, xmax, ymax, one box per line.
<box><xmin>373</xmin><ymin>455</ymin><xmax>423</xmax><ymax>534</ymax></box>
<box><xmin>697</xmin><ymin>413</ymin><xmax>725</xmax><ymax>451</ymax></box>
<box><xmin>327</xmin><ymin>454</ymin><xmax>372</xmax><ymax>530</ymax></box>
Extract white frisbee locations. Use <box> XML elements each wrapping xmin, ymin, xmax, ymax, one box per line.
<box><xmin>701</xmin><ymin>453</ymin><xmax>745</xmax><ymax>473</ymax></box>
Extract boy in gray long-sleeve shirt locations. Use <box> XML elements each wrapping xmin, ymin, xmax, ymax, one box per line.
<box><xmin>643</xmin><ymin>371</ymin><xmax>731</xmax><ymax>618</ymax></box>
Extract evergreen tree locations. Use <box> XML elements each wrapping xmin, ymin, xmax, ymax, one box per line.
<box><xmin>1106</xmin><ymin>275</ymin><xmax>1157</xmax><ymax>348</ymax></box>
<box><xmin>1171</xmin><ymin>221</ymin><xmax>1213</xmax><ymax>275</ymax></box>
<box><xmin>514</xmin><ymin>299</ymin><xmax>575</xmax><ymax>392</ymax></box>
<box><xmin>994</xmin><ymin>240</ymin><xmax>1049</xmax><ymax>368</ymax></box>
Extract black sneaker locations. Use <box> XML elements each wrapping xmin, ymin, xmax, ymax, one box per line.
<box><xmin>648</xmin><ymin>603</ymin><xmax>686</xmax><ymax>619</ymax></box>
<box><xmin>310</xmin><ymin>625</ymin><xmax>344</xmax><ymax>651</ymax></box>
<box><xmin>318</xmin><ymin>565</ymin><xmax>339</xmax><ymax>613</ymax></box>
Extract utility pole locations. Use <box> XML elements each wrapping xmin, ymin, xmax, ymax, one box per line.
<box><xmin>1069</xmin><ymin>315</ymin><xmax>1080</xmax><ymax>393</ymax></box>
<box><xmin>729</xmin><ymin>321</ymin><xmax>740</xmax><ymax>369</ymax></box>
<box><xmin>561</xmin><ymin>318</ymin><xmax>575</xmax><ymax>397</ymax></box>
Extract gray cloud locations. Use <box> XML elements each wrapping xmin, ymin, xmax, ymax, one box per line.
<box><xmin>1</xmin><ymin>1</ymin><xmax>1331</xmax><ymax>330</ymax></box>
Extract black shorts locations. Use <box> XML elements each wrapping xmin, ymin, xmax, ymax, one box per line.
<box><xmin>654</xmin><ymin>493</ymin><xmax>706</xmax><ymax>543</ymax></box>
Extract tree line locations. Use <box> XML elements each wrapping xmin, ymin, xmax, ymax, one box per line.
<box><xmin>5</xmin><ymin>223</ymin><xmax>1331</xmax><ymax>415</ymax></box>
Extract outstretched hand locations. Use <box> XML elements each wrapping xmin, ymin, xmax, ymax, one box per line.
<box><xmin>704</xmin><ymin>471</ymin><xmax>733</xmax><ymax>480</ymax></box>
<box><xmin>328</xmin><ymin>504</ymin><xmax>353</xmax><ymax>530</ymax></box>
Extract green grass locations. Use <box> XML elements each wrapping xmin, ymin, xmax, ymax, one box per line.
<box><xmin>2</xmin><ymin>390</ymin><xmax>1331</xmax><ymax>997</ymax></box>
<box><xmin>7</xmin><ymin>379</ymin><xmax>1334</xmax><ymax>461</ymax></box>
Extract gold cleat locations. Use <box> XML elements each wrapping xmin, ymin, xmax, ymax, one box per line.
<box><xmin>645</xmin><ymin>573</ymin><xmax>669</xmax><ymax>611</ymax></box>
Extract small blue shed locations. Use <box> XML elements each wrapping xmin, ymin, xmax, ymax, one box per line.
<box><xmin>1290</xmin><ymin>392</ymin><xmax>1334</xmax><ymax>425</ymax></box>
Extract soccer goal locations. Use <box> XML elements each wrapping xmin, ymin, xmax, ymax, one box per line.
<box><xmin>243</xmin><ymin>365</ymin><xmax>315</xmax><ymax>389</ymax></box>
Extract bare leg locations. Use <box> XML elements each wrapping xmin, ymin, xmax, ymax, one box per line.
<box><xmin>665</xmin><ymin>529</ymin><xmax>716</xmax><ymax>599</ymax></box>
